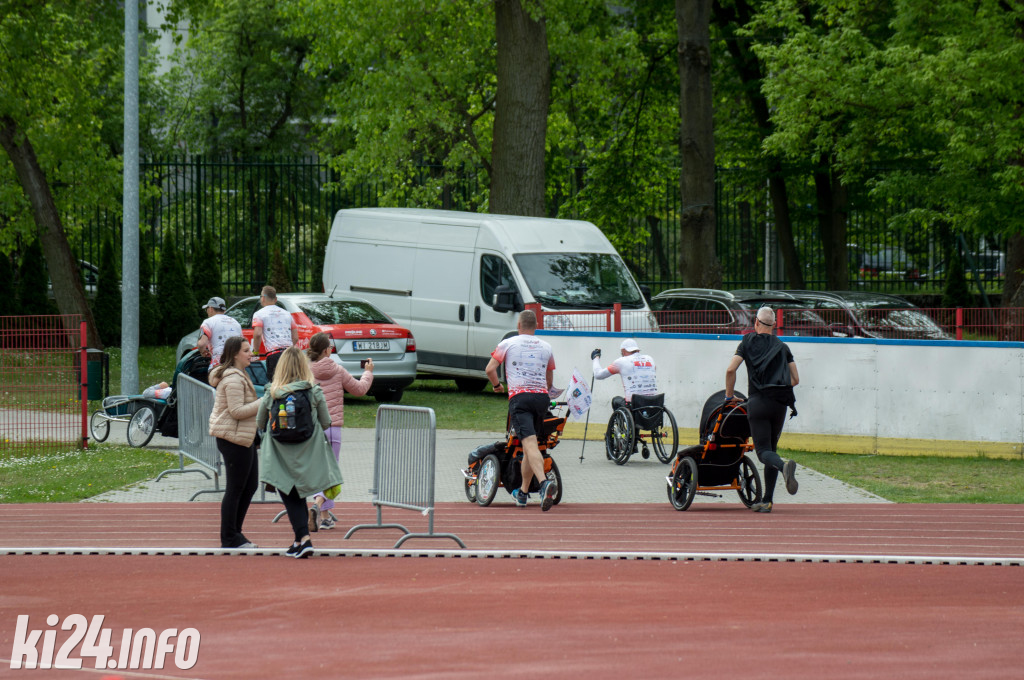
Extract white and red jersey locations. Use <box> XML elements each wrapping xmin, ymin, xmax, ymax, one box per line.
<box><xmin>491</xmin><ymin>334</ymin><xmax>555</xmax><ymax>398</ymax></box>
<box><xmin>252</xmin><ymin>304</ymin><xmax>297</xmax><ymax>353</ymax></box>
<box><xmin>201</xmin><ymin>314</ymin><xmax>243</xmax><ymax>367</ymax></box>
<box><xmin>593</xmin><ymin>353</ymin><xmax>657</xmax><ymax>401</ymax></box>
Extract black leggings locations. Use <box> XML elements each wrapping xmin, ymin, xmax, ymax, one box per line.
<box><xmin>216</xmin><ymin>437</ymin><xmax>259</xmax><ymax>548</ymax></box>
<box><xmin>746</xmin><ymin>393</ymin><xmax>787</xmax><ymax>503</ymax></box>
<box><xmin>278</xmin><ymin>487</ymin><xmax>310</xmax><ymax>543</ymax></box>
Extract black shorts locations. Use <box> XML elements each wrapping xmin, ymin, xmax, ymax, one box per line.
<box><xmin>508</xmin><ymin>392</ymin><xmax>550</xmax><ymax>440</ymax></box>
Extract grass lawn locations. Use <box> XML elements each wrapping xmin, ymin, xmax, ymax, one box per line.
<box><xmin>2</xmin><ymin>346</ymin><xmax>1021</xmax><ymax>504</ymax></box>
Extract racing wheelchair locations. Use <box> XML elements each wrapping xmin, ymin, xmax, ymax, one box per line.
<box><xmin>462</xmin><ymin>401</ymin><xmax>566</xmax><ymax>507</ymax></box>
<box><xmin>604</xmin><ymin>393</ymin><xmax>678</xmax><ymax>465</ymax></box>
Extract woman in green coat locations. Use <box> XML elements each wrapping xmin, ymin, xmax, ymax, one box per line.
<box><xmin>257</xmin><ymin>346</ymin><xmax>341</xmax><ymax>558</ymax></box>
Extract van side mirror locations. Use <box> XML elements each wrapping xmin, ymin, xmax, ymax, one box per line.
<box><xmin>492</xmin><ymin>285</ymin><xmax>523</xmax><ymax>313</ymax></box>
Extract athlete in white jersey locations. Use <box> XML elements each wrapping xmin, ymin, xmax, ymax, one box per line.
<box><xmin>251</xmin><ymin>286</ymin><xmax>298</xmax><ymax>380</ymax></box>
<box><xmin>198</xmin><ymin>297</ymin><xmax>243</xmax><ymax>367</ymax></box>
<box><xmin>592</xmin><ymin>338</ymin><xmax>658</xmax><ymax>409</ymax></box>
<box><xmin>485</xmin><ymin>310</ymin><xmax>558</xmax><ymax>512</ymax></box>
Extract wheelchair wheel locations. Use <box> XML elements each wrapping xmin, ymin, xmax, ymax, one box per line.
<box><xmin>605</xmin><ymin>407</ymin><xmax>634</xmax><ymax>465</ymax></box>
<box><xmin>127</xmin><ymin>405</ymin><xmax>157</xmax><ymax>448</ymax></box>
<box><xmin>736</xmin><ymin>455</ymin><xmax>763</xmax><ymax>508</ymax></box>
<box><xmin>476</xmin><ymin>454</ymin><xmax>501</xmax><ymax>507</ymax></box>
<box><xmin>651</xmin><ymin>408</ymin><xmax>678</xmax><ymax>464</ymax></box>
<box><xmin>668</xmin><ymin>454</ymin><xmax>698</xmax><ymax>511</ymax></box>
<box><xmin>89</xmin><ymin>411</ymin><xmax>110</xmax><ymax>443</ymax></box>
<box><xmin>546</xmin><ymin>458</ymin><xmax>563</xmax><ymax>505</ymax></box>
<box><xmin>464</xmin><ymin>465</ymin><xmax>478</xmax><ymax>503</ymax></box>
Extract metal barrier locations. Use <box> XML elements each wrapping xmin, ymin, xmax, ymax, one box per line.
<box><xmin>155</xmin><ymin>374</ymin><xmax>223</xmax><ymax>501</ymax></box>
<box><xmin>344</xmin><ymin>405</ymin><xmax>465</xmax><ymax>549</ymax></box>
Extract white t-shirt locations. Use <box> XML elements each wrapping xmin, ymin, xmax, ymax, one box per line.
<box><xmin>593</xmin><ymin>352</ymin><xmax>658</xmax><ymax>401</ymax></box>
<box><xmin>201</xmin><ymin>314</ymin><xmax>242</xmax><ymax>367</ymax></box>
<box><xmin>252</xmin><ymin>304</ymin><xmax>297</xmax><ymax>353</ymax></box>
<box><xmin>491</xmin><ymin>334</ymin><xmax>555</xmax><ymax>398</ymax></box>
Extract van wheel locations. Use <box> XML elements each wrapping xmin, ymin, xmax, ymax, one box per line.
<box><xmin>454</xmin><ymin>378</ymin><xmax>488</xmax><ymax>393</ymax></box>
<box><xmin>373</xmin><ymin>388</ymin><xmax>404</xmax><ymax>403</ymax></box>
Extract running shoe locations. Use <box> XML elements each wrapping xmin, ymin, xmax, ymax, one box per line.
<box><xmin>293</xmin><ymin>539</ymin><xmax>313</xmax><ymax>559</ymax></box>
<box><xmin>236</xmin><ymin>542</ymin><xmax>258</xmax><ymax>549</ymax></box>
<box><xmin>285</xmin><ymin>542</ymin><xmax>300</xmax><ymax>556</ymax></box>
<box><xmin>783</xmin><ymin>460</ymin><xmax>799</xmax><ymax>495</ymax></box>
<box><xmin>511</xmin><ymin>488</ymin><xmax>528</xmax><ymax>507</ymax></box>
<box><xmin>751</xmin><ymin>502</ymin><xmax>773</xmax><ymax>513</ymax></box>
<box><xmin>308</xmin><ymin>505</ymin><xmax>320</xmax><ymax>533</ymax></box>
<box><xmin>540</xmin><ymin>480</ymin><xmax>557</xmax><ymax>512</ymax></box>
<box><xmin>320</xmin><ymin>516</ymin><xmax>336</xmax><ymax>530</ymax></box>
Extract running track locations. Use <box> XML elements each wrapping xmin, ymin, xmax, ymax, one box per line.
<box><xmin>1</xmin><ymin>502</ymin><xmax>1022</xmax><ymax>678</ymax></box>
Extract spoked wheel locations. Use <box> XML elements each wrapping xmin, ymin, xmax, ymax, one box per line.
<box><xmin>668</xmin><ymin>456</ymin><xmax>698</xmax><ymax>511</ymax></box>
<box><xmin>545</xmin><ymin>458</ymin><xmax>563</xmax><ymax>505</ymax></box>
<box><xmin>651</xmin><ymin>408</ymin><xmax>678</xmax><ymax>464</ymax></box>
<box><xmin>736</xmin><ymin>455</ymin><xmax>763</xmax><ymax>508</ymax></box>
<box><xmin>89</xmin><ymin>411</ymin><xmax>110</xmax><ymax>443</ymax></box>
<box><xmin>464</xmin><ymin>465</ymin><xmax>478</xmax><ymax>503</ymax></box>
<box><xmin>127</xmin><ymin>405</ymin><xmax>157</xmax><ymax>448</ymax></box>
<box><xmin>476</xmin><ymin>454</ymin><xmax>501</xmax><ymax>507</ymax></box>
<box><xmin>605</xmin><ymin>408</ymin><xmax>634</xmax><ymax>465</ymax></box>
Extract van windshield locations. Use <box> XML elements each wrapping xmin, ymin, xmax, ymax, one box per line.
<box><xmin>514</xmin><ymin>253</ymin><xmax>645</xmax><ymax>309</ymax></box>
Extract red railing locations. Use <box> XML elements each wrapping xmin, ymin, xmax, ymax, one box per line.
<box><xmin>0</xmin><ymin>315</ymin><xmax>88</xmax><ymax>452</ymax></box>
<box><xmin>530</xmin><ymin>305</ymin><xmax>1024</xmax><ymax>342</ymax></box>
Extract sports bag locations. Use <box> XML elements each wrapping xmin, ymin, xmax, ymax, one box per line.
<box><xmin>269</xmin><ymin>389</ymin><xmax>315</xmax><ymax>443</ymax></box>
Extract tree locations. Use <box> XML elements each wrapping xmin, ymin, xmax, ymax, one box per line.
<box><xmin>676</xmin><ymin>0</ymin><xmax>722</xmax><ymax>287</ymax></box>
<box><xmin>92</xmin><ymin>234</ymin><xmax>121</xmax><ymax>346</ymax></box>
<box><xmin>311</xmin><ymin>220</ymin><xmax>328</xmax><ymax>293</ymax></box>
<box><xmin>267</xmin><ymin>246</ymin><xmax>292</xmax><ymax>293</ymax></box>
<box><xmin>157</xmin><ymin>234</ymin><xmax>199</xmax><ymax>344</ymax></box>
<box><xmin>0</xmin><ymin>1</ymin><xmax>128</xmax><ymax>348</ymax></box>
<box><xmin>0</xmin><ymin>252</ymin><xmax>15</xmax><ymax>316</ymax></box>
<box><xmin>17</xmin><ymin>241</ymin><xmax>55</xmax><ymax>316</ymax></box>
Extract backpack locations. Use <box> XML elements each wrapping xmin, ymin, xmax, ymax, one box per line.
<box><xmin>269</xmin><ymin>389</ymin><xmax>315</xmax><ymax>443</ymax></box>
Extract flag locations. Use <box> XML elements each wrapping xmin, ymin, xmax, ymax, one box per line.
<box><xmin>566</xmin><ymin>368</ymin><xmax>592</xmax><ymax>421</ymax></box>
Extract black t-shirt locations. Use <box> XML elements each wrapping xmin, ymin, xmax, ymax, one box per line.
<box><xmin>735</xmin><ymin>332</ymin><xmax>795</xmax><ymax>403</ymax></box>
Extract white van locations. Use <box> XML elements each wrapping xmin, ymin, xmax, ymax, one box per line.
<box><xmin>323</xmin><ymin>208</ymin><xmax>655</xmax><ymax>390</ymax></box>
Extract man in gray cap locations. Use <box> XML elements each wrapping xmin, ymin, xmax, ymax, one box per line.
<box><xmin>197</xmin><ymin>297</ymin><xmax>242</xmax><ymax>368</ymax></box>
<box><xmin>724</xmin><ymin>306</ymin><xmax>800</xmax><ymax>513</ymax></box>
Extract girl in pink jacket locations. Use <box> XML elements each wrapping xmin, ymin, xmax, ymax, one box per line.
<box><xmin>306</xmin><ymin>332</ymin><xmax>373</xmax><ymax>531</ymax></box>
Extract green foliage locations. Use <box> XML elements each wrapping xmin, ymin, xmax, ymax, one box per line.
<box><xmin>941</xmin><ymin>249</ymin><xmax>973</xmax><ymax>309</ymax></box>
<box><xmin>156</xmin><ymin>234</ymin><xmax>199</xmax><ymax>344</ymax></box>
<box><xmin>17</xmin><ymin>241</ymin><xmax>55</xmax><ymax>315</ymax></box>
<box><xmin>190</xmin><ymin>230</ymin><xmax>223</xmax><ymax>306</ymax></box>
<box><xmin>0</xmin><ymin>252</ymin><xmax>16</xmax><ymax>315</ymax></box>
<box><xmin>138</xmin><ymin>238</ymin><xmax>162</xmax><ymax>346</ymax></box>
<box><xmin>93</xmin><ymin>234</ymin><xmax>121</xmax><ymax>346</ymax></box>
<box><xmin>267</xmin><ymin>245</ymin><xmax>292</xmax><ymax>293</ymax></box>
<box><xmin>311</xmin><ymin>220</ymin><xmax>328</xmax><ymax>292</ymax></box>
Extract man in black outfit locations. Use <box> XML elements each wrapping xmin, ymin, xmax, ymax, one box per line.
<box><xmin>725</xmin><ymin>306</ymin><xmax>800</xmax><ymax>513</ymax></box>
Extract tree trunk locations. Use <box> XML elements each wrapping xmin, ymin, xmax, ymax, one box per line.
<box><xmin>1002</xmin><ymin>232</ymin><xmax>1024</xmax><ymax>307</ymax></box>
<box><xmin>713</xmin><ymin>0</ymin><xmax>802</xmax><ymax>288</ymax></box>
<box><xmin>0</xmin><ymin>115</ymin><xmax>102</xmax><ymax>348</ymax></box>
<box><xmin>676</xmin><ymin>0</ymin><xmax>721</xmax><ymax>288</ymax></box>
<box><xmin>490</xmin><ymin>0</ymin><xmax>549</xmax><ymax>217</ymax></box>
<box><xmin>815</xmin><ymin>164</ymin><xmax>849</xmax><ymax>290</ymax></box>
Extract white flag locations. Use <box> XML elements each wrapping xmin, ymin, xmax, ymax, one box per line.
<box><xmin>566</xmin><ymin>368</ymin><xmax>592</xmax><ymax>421</ymax></box>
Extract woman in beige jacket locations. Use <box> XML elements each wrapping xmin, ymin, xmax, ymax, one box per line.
<box><xmin>208</xmin><ymin>336</ymin><xmax>261</xmax><ymax>549</ymax></box>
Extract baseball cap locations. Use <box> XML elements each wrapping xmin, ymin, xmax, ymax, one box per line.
<box><xmin>202</xmin><ymin>297</ymin><xmax>227</xmax><ymax>311</ymax></box>
<box><xmin>620</xmin><ymin>338</ymin><xmax>640</xmax><ymax>353</ymax></box>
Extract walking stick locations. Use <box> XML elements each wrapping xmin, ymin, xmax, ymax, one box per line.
<box><xmin>579</xmin><ymin>353</ymin><xmax>598</xmax><ymax>464</ymax></box>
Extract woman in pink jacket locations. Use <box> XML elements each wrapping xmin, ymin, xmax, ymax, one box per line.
<box><xmin>306</xmin><ymin>332</ymin><xmax>373</xmax><ymax>531</ymax></box>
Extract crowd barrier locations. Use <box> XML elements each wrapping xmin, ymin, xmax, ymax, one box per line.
<box><xmin>345</xmin><ymin>405</ymin><xmax>465</xmax><ymax>549</ymax></box>
<box><xmin>155</xmin><ymin>374</ymin><xmax>224</xmax><ymax>501</ymax></box>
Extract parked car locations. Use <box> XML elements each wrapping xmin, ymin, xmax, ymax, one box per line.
<box><xmin>848</xmin><ymin>245</ymin><xmax>924</xmax><ymax>284</ymax></box>
<box><xmin>781</xmin><ymin>290</ymin><xmax>949</xmax><ymax>340</ymax></box>
<box><xmin>175</xmin><ymin>293</ymin><xmax>417</xmax><ymax>402</ymax></box>
<box><xmin>650</xmin><ymin>288</ymin><xmax>833</xmax><ymax>336</ymax></box>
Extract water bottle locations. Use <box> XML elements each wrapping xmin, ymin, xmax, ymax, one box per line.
<box><xmin>278</xmin><ymin>404</ymin><xmax>288</xmax><ymax>430</ymax></box>
<box><xmin>285</xmin><ymin>395</ymin><xmax>296</xmax><ymax>429</ymax></box>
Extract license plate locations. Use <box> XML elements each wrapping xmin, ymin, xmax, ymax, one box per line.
<box><xmin>353</xmin><ymin>340</ymin><xmax>389</xmax><ymax>351</ymax></box>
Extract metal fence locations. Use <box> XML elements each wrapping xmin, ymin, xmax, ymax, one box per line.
<box><xmin>154</xmin><ymin>374</ymin><xmax>222</xmax><ymax>501</ymax></box>
<box><xmin>344</xmin><ymin>405</ymin><xmax>465</xmax><ymax>549</ymax></box>
<box><xmin>72</xmin><ymin>156</ymin><xmax>1007</xmax><ymax>299</ymax></box>
<box><xmin>0</xmin><ymin>316</ymin><xmax>87</xmax><ymax>452</ymax></box>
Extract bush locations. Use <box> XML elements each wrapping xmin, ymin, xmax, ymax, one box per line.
<box><xmin>942</xmin><ymin>250</ymin><xmax>973</xmax><ymax>309</ymax></box>
<box><xmin>157</xmin><ymin>234</ymin><xmax>199</xmax><ymax>344</ymax></box>
<box><xmin>138</xmin><ymin>238</ymin><xmax>161</xmax><ymax>345</ymax></box>
<box><xmin>18</xmin><ymin>240</ymin><xmax>56</xmax><ymax>315</ymax></box>
<box><xmin>93</xmin><ymin>234</ymin><xmax>121</xmax><ymax>346</ymax></box>
<box><xmin>267</xmin><ymin>245</ymin><xmax>292</xmax><ymax>293</ymax></box>
<box><xmin>190</xmin><ymin>230</ymin><xmax>223</xmax><ymax>306</ymax></box>
<box><xmin>0</xmin><ymin>253</ymin><xmax>16</xmax><ymax>316</ymax></box>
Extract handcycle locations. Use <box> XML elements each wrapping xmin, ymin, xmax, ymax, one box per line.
<box><xmin>666</xmin><ymin>390</ymin><xmax>762</xmax><ymax>511</ymax></box>
<box><xmin>462</xmin><ymin>401</ymin><xmax>566</xmax><ymax>507</ymax></box>
<box><xmin>604</xmin><ymin>392</ymin><xmax>678</xmax><ymax>465</ymax></box>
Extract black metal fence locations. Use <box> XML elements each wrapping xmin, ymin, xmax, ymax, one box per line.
<box><xmin>73</xmin><ymin>156</ymin><xmax>1005</xmax><ymax>300</ymax></box>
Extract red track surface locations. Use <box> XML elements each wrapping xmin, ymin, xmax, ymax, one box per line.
<box><xmin>1</xmin><ymin>503</ymin><xmax>1022</xmax><ymax>678</ymax></box>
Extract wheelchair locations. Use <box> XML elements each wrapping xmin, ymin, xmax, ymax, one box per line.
<box><xmin>604</xmin><ymin>393</ymin><xmax>678</xmax><ymax>465</ymax></box>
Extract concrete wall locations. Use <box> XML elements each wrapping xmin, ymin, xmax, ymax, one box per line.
<box><xmin>538</xmin><ymin>331</ymin><xmax>1024</xmax><ymax>458</ymax></box>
